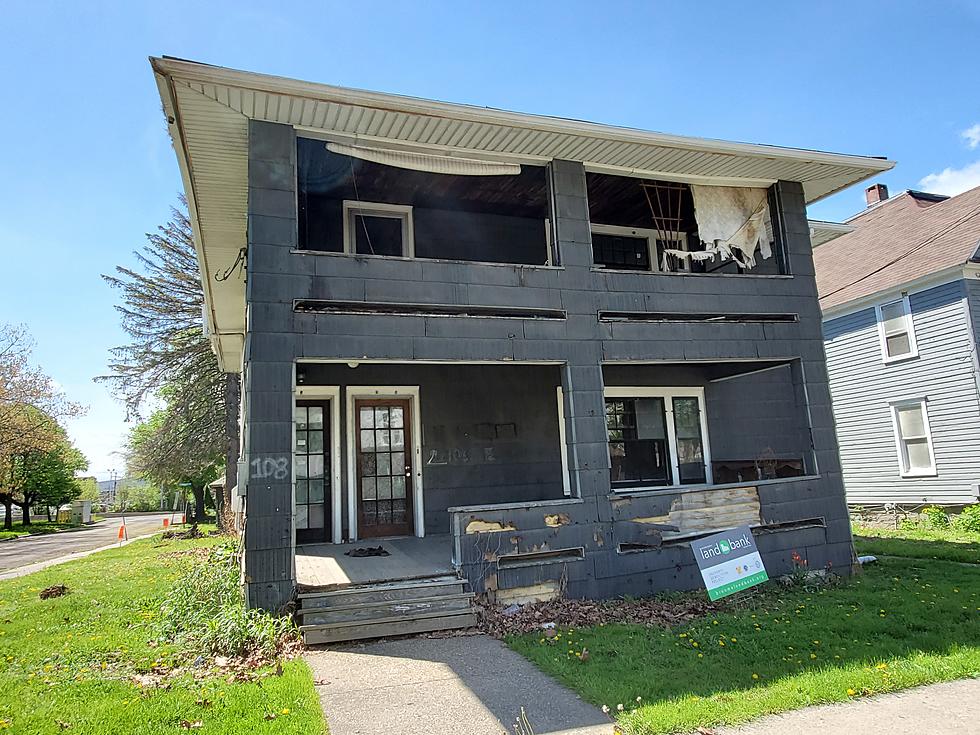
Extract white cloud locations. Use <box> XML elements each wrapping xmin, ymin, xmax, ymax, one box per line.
<box><xmin>963</xmin><ymin>123</ymin><xmax>980</xmax><ymax>149</ymax></box>
<box><xmin>919</xmin><ymin>160</ymin><xmax>980</xmax><ymax>196</ymax></box>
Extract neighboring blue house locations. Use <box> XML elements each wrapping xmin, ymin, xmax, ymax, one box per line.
<box><xmin>816</xmin><ymin>183</ymin><xmax>980</xmax><ymax>507</ymax></box>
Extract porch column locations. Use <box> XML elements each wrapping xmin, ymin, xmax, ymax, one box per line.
<box><xmin>242</xmin><ymin>120</ymin><xmax>300</xmax><ymax>610</ymax></box>
<box><xmin>551</xmin><ymin>160</ymin><xmax>612</xmax><ymax>505</ymax></box>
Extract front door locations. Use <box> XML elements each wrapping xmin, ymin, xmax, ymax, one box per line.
<box><xmin>294</xmin><ymin>400</ymin><xmax>331</xmax><ymax>544</ymax></box>
<box><xmin>355</xmin><ymin>398</ymin><xmax>414</xmax><ymax>538</ymax></box>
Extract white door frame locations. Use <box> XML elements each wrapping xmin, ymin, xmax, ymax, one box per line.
<box><xmin>293</xmin><ymin>385</ymin><xmax>343</xmax><ymax>544</ymax></box>
<box><xmin>345</xmin><ymin>385</ymin><xmax>424</xmax><ymax>541</ymax></box>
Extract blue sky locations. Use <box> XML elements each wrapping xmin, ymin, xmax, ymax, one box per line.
<box><xmin>2</xmin><ymin>1</ymin><xmax>979</xmax><ymax>480</ymax></box>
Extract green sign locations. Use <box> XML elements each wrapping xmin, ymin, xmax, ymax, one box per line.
<box><xmin>691</xmin><ymin>526</ymin><xmax>769</xmax><ymax>601</ymax></box>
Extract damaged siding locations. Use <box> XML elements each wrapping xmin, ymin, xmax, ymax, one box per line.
<box><xmin>825</xmin><ymin>279</ymin><xmax>980</xmax><ymax>505</ymax></box>
<box><xmin>243</xmin><ymin>119</ymin><xmax>852</xmax><ymax>610</ymax></box>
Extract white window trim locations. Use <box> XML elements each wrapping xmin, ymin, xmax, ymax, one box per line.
<box><xmin>603</xmin><ymin>386</ymin><xmax>713</xmax><ymax>490</ymax></box>
<box><xmin>293</xmin><ymin>385</ymin><xmax>343</xmax><ymax>544</ymax></box>
<box><xmin>344</xmin><ymin>385</ymin><xmax>425</xmax><ymax>541</ymax></box>
<box><xmin>590</xmin><ymin>224</ymin><xmax>695</xmax><ymax>273</ymax></box>
<box><xmin>888</xmin><ymin>397</ymin><xmax>937</xmax><ymax>478</ymax></box>
<box><xmin>343</xmin><ymin>200</ymin><xmax>415</xmax><ymax>258</ymax></box>
<box><xmin>875</xmin><ymin>294</ymin><xmax>918</xmax><ymax>364</ymax></box>
<box><xmin>556</xmin><ymin>386</ymin><xmax>572</xmax><ymax>496</ymax></box>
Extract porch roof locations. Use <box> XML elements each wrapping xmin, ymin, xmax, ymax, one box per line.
<box><xmin>150</xmin><ymin>56</ymin><xmax>894</xmax><ymax>371</ymax></box>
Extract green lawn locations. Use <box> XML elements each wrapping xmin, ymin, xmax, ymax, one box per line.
<box><xmin>853</xmin><ymin>524</ymin><xmax>980</xmax><ymax>564</ymax></box>
<box><xmin>508</xmin><ymin>557</ymin><xmax>980</xmax><ymax>734</ymax></box>
<box><xmin>0</xmin><ymin>534</ymin><xmax>325</xmax><ymax>734</ymax></box>
<box><xmin>0</xmin><ymin>521</ymin><xmax>88</xmax><ymax>542</ymax></box>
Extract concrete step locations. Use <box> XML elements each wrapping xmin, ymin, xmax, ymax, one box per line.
<box><xmin>298</xmin><ymin>575</ymin><xmax>465</xmax><ymax>609</ymax></box>
<box><xmin>297</xmin><ymin>592</ymin><xmax>475</xmax><ymax>626</ymax></box>
<box><xmin>301</xmin><ymin>610</ymin><xmax>479</xmax><ymax>645</ymax></box>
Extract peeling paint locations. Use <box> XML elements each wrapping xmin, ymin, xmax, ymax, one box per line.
<box><xmin>544</xmin><ymin>513</ymin><xmax>571</xmax><ymax>527</ymax></box>
<box><xmin>465</xmin><ymin>519</ymin><xmax>517</xmax><ymax>534</ymax></box>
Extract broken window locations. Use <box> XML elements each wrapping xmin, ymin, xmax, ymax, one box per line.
<box><xmin>586</xmin><ymin>172</ymin><xmax>782</xmax><ymax>274</ymax></box>
<box><xmin>297</xmin><ymin>138</ymin><xmax>553</xmax><ymax>265</ymax></box>
<box><xmin>605</xmin><ymin>390</ymin><xmax>709</xmax><ymax>489</ymax></box>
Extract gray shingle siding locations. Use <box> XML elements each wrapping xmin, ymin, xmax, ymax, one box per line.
<box><xmin>824</xmin><ymin>279</ymin><xmax>980</xmax><ymax>505</ymax></box>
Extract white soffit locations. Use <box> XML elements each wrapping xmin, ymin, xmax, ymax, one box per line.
<box><xmin>808</xmin><ymin>219</ymin><xmax>855</xmax><ymax>248</ymax></box>
<box><xmin>151</xmin><ymin>57</ymin><xmax>894</xmax><ymax>369</ymax></box>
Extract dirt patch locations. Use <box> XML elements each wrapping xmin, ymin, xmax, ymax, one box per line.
<box><xmin>478</xmin><ymin>595</ymin><xmax>719</xmax><ymax>638</ymax></box>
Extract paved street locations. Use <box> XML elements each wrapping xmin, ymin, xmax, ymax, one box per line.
<box><xmin>0</xmin><ymin>513</ymin><xmax>172</xmax><ymax>574</ymax></box>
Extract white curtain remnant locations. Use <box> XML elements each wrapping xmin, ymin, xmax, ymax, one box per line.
<box><xmin>666</xmin><ymin>185</ymin><xmax>774</xmax><ymax>271</ymax></box>
<box><xmin>326</xmin><ymin>142</ymin><xmax>522</xmax><ymax>176</ymax></box>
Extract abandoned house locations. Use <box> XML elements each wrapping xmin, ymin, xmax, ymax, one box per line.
<box><xmin>152</xmin><ymin>57</ymin><xmax>894</xmax><ymax>643</ymax></box>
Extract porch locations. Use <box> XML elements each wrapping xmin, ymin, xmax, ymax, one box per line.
<box><xmin>296</xmin><ymin>534</ymin><xmax>454</xmax><ymax>590</ymax></box>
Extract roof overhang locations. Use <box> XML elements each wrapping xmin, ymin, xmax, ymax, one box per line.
<box><xmin>151</xmin><ymin>56</ymin><xmax>895</xmax><ymax>371</ymax></box>
<box><xmin>808</xmin><ymin>219</ymin><xmax>856</xmax><ymax>248</ymax></box>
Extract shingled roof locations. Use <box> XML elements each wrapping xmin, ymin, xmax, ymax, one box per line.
<box><xmin>815</xmin><ymin>185</ymin><xmax>980</xmax><ymax>311</ymax></box>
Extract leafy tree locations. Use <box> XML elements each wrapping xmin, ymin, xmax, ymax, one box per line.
<box><xmin>112</xmin><ymin>479</ymin><xmax>164</xmax><ymax>512</ymax></box>
<box><xmin>75</xmin><ymin>476</ymin><xmax>100</xmax><ymax>503</ymax></box>
<box><xmin>0</xmin><ymin>325</ymin><xmax>85</xmax><ymax>527</ymax></box>
<box><xmin>100</xmin><ymin>202</ymin><xmax>239</xmax><ymax>529</ymax></box>
<box><xmin>25</xmin><ymin>442</ymin><xmax>88</xmax><ymax>521</ymax></box>
<box><xmin>126</xmin><ymin>409</ymin><xmax>219</xmax><ymax>521</ymax></box>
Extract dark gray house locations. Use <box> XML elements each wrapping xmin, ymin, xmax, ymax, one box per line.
<box><xmin>153</xmin><ymin>57</ymin><xmax>893</xmax><ymax>642</ymax></box>
<box><xmin>817</xmin><ymin>184</ymin><xmax>980</xmax><ymax>508</ymax></box>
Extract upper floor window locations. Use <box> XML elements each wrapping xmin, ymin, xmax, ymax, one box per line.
<box><xmin>586</xmin><ymin>172</ymin><xmax>783</xmax><ymax>275</ymax></box>
<box><xmin>889</xmin><ymin>398</ymin><xmax>936</xmax><ymax>476</ymax></box>
<box><xmin>604</xmin><ymin>388</ymin><xmax>711</xmax><ymax>489</ymax></box>
<box><xmin>876</xmin><ymin>295</ymin><xmax>917</xmax><ymax>362</ymax></box>
<box><xmin>297</xmin><ymin>138</ymin><xmax>553</xmax><ymax>265</ymax></box>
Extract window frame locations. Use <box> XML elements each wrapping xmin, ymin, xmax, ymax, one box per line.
<box><xmin>342</xmin><ymin>200</ymin><xmax>415</xmax><ymax>258</ymax></box>
<box><xmin>888</xmin><ymin>397</ymin><xmax>937</xmax><ymax>478</ymax></box>
<box><xmin>875</xmin><ymin>294</ymin><xmax>918</xmax><ymax>363</ymax></box>
<box><xmin>603</xmin><ymin>386</ymin><xmax>713</xmax><ymax>491</ymax></box>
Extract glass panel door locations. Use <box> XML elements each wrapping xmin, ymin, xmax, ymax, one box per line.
<box><xmin>356</xmin><ymin>399</ymin><xmax>413</xmax><ymax>538</ymax></box>
<box><xmin>295</xmin><ymin>400</ymin><xmax>331</xmax><ymax>544</ymax></box>
<box><xmin>672</xmin><ymin>397</ymin><xmax>706</xmax><ymax>484</ymax></box>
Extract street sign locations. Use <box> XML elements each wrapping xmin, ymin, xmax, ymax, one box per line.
<box><xmin>691</xmin><ymin>526</ymin><xmax>769</xmax><ymax>601</ymax></box>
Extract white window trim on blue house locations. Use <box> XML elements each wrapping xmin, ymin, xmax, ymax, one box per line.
<box><xmin>875</xmin><ymin>294</ymin><xmax>918</xmax><ymax>364</ymax></box>
<box><xmin>888</xmin><ymin>397</ymin><xmax>937</xmax><ymax>478</ymax></box>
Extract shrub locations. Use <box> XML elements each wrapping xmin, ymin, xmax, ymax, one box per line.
<box><xmin>953</xmin><ymin>504</ymin><xmax>980</xmax><ymax>534</ymax></box>
<box><xmin>158</xmin><ymin>540</ymin><xmax>296</xmax><ymax>659</ymax></box>
<box><xmin>922</xmin><ymin>506</ymin><xmax>951</xmax><ymax>529</ymax></box>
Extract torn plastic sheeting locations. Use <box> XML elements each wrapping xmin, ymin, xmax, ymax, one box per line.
<box><xmin>662</xmin><ymin>185</ymin><xmax>774</xmax><ymax>271</ymax></box>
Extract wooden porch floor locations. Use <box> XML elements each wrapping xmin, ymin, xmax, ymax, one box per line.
<box><xmin>296</xmin><ymin>534</ymin><xmax>455</xmax><ymax>590</ymax></box>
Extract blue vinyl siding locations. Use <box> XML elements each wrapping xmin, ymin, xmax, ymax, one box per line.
<box><xmin>823</xmin><ymin>279</ymin><xmax>980</xmax><ymax>505</ymax></box>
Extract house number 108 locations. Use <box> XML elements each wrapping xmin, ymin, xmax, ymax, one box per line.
<box><xmin>250</xmin><ymin>457</ymin><xmax>289</xmax><ymax>480</ymax></box>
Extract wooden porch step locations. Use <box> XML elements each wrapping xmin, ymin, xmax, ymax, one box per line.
<box><xmin>297</xmin><ymin>575</ymin><xmax>465</xmax><ymax>609</ymax></box>
<box><xmin>301</xmin><ymin>609</ymin><xmax>479</xmax><ymax>645</ymax></box>
<box><xmin>297</xmin><ymin>592</ymin><xmax>474</xmax><ymax>626</ymax></box>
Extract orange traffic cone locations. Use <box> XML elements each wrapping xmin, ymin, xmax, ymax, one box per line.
<box><xmin>180</xmin><ymin>514</ymin><xmax>186</xmax><ymax>525</ymax></box>
<box><xmin>163</xmin><ymin>518</ymin><xmax>170</xmax><ymax>529</ymax></box>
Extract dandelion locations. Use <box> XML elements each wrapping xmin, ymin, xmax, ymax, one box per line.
<box><xmin>617</xmin><ymin>704</ymin><xmax>624</xmax><ymax>712</ymax></box>
<box><xmin>698</xmin><ymin>653</ymin><xmax>703</xmax><ymax>658</ymax></box>
<box><xmin>847</xmin><ymin>688</ymin><xmax>856</xmax><ymax>696</ymax></box>
<box><xmin>752</xmin><ymin>673</ymin><xmax>760</xmax><ymax>680</ymax></box>
<box><xmin>692</xmin><ymin>642</ymin><xmax>699</xmax><ymax>648</ymax></box>
<box><xmin>810</xmin><ymin>654</ymin><xmax>817</xmax><ymax>659</ymax></box>
<box><xmin>281</xmin><ymin>709</ymin><xmax>290</xmax><ymax>715</ymax></box>
<box><xmin>601</xmin><ymin>705</ymin><xmax>610</xmax><ymax>714</ymax></box>
<box><xmin>719</xmin><ymin>640</ymin><xmax>726</xmax><ymax>647</ymax></box>
<box><xmin>636</xmin><ymin>697</ymin><xmax>642</xmax><ymax>703</ymax></box>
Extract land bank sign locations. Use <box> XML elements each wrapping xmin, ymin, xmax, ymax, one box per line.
<box><xmin>691</xmin><ymin>526</ymin><xmax>768</xmax><ymax>600</ymax></box>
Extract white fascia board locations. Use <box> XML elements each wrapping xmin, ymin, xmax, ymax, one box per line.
<box><xmin>820</xmin><ymin>264</ymin><xmax>968</xmax><ymax>322</ymax></box>
<box><xmin>150</xmin><ymin>57</ymin><xmax>895</xmax><ymax>181</ymax></box>
<box><xmin>153</xmin><ymin>64</ymin><xmax>234</xmax><ymax>373</ymax></box>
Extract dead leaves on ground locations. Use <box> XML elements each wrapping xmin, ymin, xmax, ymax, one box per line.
<box><xmin>39</xmin><ymin>584</ymin><xmax>68</xmax><ymax>600</ymax></box>
<box><xmin>478</xmin><ymin>596</ymin><xmax>719</xmax><ymax>638</ymax></box>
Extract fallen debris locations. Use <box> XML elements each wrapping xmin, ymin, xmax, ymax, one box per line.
<box><xmin>478</xmin><ymin>595</ymin><xmax>719</xmax><ymax>638</ymax></box>
<box><xmin>39</xmin><ymin>585</ymin><xmax>68</xmax><ymax>600</ymax></box>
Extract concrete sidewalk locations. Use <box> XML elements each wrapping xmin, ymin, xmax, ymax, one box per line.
<box><xmin>305</xmin><ymin>634</ymin><xmax>613</xmax><ymax>735</ymax></box>
<box><xmin>720</xmin><ymin>678</ymin><xmax>980</xmax><ymax>734</ymax></box>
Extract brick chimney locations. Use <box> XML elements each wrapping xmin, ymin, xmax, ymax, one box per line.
<box><xmin>865</xmin><ymin>183</ymin><xmax>889</xmax><ymax>207</ymax></box>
